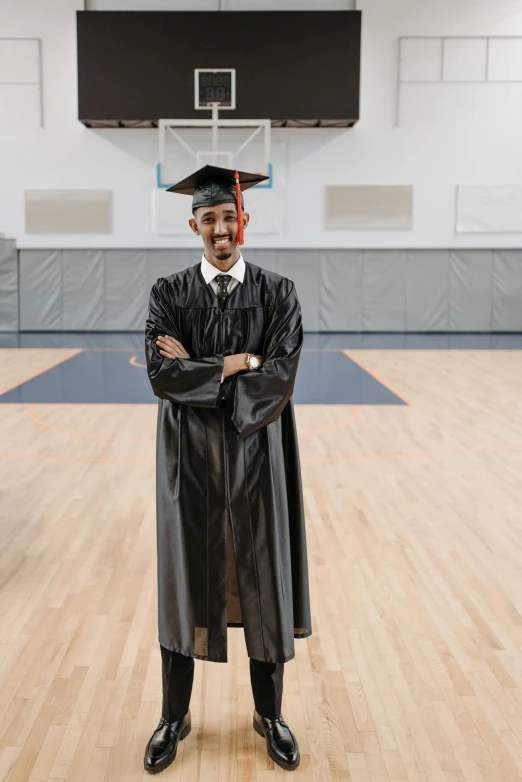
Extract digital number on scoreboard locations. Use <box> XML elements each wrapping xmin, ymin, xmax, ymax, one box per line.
<box><xmin>195</xmin><ymin>69</ymin><xmax>236</xmax><ymax>110</ymax></box>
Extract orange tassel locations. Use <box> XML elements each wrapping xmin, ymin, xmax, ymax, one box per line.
<box><xmin>234</xmin><ymin>169</ymin><xmax>244</xmax><ymax>246</ymax></box>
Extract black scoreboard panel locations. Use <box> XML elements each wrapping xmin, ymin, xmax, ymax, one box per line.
<box><xmin>77</xmin><ymin>11</ymin><xmax>361</xmax><ymax>127</ymax></box>
<box><xmin>196</xmin><ymin>70</ymin><xmax>235</xmax><ymax>109</ymax></box>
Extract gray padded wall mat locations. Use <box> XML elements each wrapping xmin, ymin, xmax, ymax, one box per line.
<box><xmin>0</xmin><ymin>239</ymin><xmax>18</xmax><ymax>331</ymax></box>
<box><xmin>15</xmin><ymin>248</ymin><xmax>522</xmax><ymax>332</ymax></box>
<box><xmin>363</xmin><ymin>251</ymin><xmax>407</xmax><ymax>331</ymax></box>
<box><xmin>62</xmin><ymin>250</ymin><xmax>105</xmax><ymax>330</ymax></box>
<box><xmin>105</xmin><ymin>250</ymin><xmax>147</xmax><ymax>331</ymax></box>
<box><xmin>449</xmin><ymin>251</ymin><xmax>494</xmax><ymax>331</ymax></box>
<box><xmin>406</xmin><ymin>250</ymin><xmax>450</xmax><ymax>331</ymax></box>
<box><xmin>493</xmin><ymin>252</ymin><xmax>522</xmax><ymax>331</ymax></box>
<box><xmin>320</xmin><ymin>251</ymin><xmax>363</xmax><ymax>331</ymax></box>
<box><xmin>277</xmin><ymin>251</ymin><xmax>321</xmax><ymax>331</ymax></box>
<box><xmin>20</xmin><ymin>250</ymin><xmax>62</xmax><ymax>330</ymax></box>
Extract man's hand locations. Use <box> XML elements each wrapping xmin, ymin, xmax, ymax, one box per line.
<box><xmin>156</xmin><ymin>335</ymin><xmax>190</xmax><ymax>359</ymax></box>
<box><xmin>223</xmin><ymin>353</ymin><xmax>263</xmax><ymax>378</ymax></box>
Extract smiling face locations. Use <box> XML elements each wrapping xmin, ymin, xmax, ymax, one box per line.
<box><xmin>189</xmin><ymin>201</ymin><xmax>250</xmax><ymax>266</ymax></box>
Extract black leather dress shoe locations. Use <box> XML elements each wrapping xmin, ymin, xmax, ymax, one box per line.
<box><xmin>144</xmin><ymin>711</ymin><xmax>191</xmax><ymax>774</ymax></box>
<box><xmin>253</xmin><ymin>710</ymin><xmax>300</xmax><ymax>770</ymax></box>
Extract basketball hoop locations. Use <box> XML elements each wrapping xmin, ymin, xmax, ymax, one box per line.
<box><xmin>157</xmin><ymin>68</ymin><xmax>272</xmax><ymax>189</ymax></box>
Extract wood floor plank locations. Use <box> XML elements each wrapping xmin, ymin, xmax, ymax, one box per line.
<box><xmin>1</xmin><ymin>350</ymin><xmax>522</xmax><ymax>779</ymax></box>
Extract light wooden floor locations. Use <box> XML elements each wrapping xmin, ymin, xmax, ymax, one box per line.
<box><xmin>2</xmin><ymin>349</ymin><xmax>522</xmax><ymax>781</ymax></box>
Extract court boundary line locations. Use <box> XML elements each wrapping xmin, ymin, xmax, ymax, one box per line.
<box><xmin>3</xmin><ymin>436</ymin><xmax>522</xmax><ymax>464</ymax></box>
<box><xmin>0</xmin><ymin>349</ymin><xmax>83</xmax><ymax>397</ymax></box>
<box><xmin>342</xmin><ymin>349</ymin><xmax>412</xmax><ymax>406</ymax></box>
<box><xmin>25</xmin><ymin>403</ymin><xmax>361</xmax><ymax>440</ymax></box>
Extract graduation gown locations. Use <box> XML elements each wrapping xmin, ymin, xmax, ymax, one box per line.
<box><xmin>145</xmin><ymin>260</ymin><xmax>312</xmax><ymax>664</ymax></box>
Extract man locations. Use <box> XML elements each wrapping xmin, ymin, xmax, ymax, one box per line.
<box><xmin>144</xmin><ymin>165</ymin><xmax>312</xmax><ymax>774</ymax></box>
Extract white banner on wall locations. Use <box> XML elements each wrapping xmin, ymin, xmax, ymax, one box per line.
<box><xmin>456</xmin><ymin>185</ymin><xmax>522</xmax><ymax>233</ymax></box>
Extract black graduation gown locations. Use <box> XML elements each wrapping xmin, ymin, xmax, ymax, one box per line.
<box><xmin>145</xmin><ymin>260</ymin><xmax>312</xmax><ymax>664</ymax></box>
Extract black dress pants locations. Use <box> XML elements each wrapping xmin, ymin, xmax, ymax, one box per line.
<box><xmin>160</xmin><ymin>644</ymin><xmax>284</xmax><ymax>722</ymax></box>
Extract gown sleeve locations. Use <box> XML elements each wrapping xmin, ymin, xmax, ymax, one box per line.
<box><xmin>227</xmin><ymin>279</ymin><xmax>303</xmax><ymax>439</ymax></box>
<box><xmin>145</xmin><ymin>278</ymin><xmax>224</xmax><ymax>408</ymax></box>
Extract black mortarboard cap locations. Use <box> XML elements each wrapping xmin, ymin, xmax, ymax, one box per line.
<box><xmin>166</xmin><ymin>165</ymin><xmax>269</xmax><ymax>211</ymax></box>
<box><xmin>166</xmin><ymin>164</ymin><xmax>269</xmax><ymax>245</ymax></box>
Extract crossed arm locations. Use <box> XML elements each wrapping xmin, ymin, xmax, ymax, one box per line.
<box><xmin>155</xmin><ymin>335</ymin><xmax>263</xmax><ymax>379</ymax></box>
<box><xmin>146</xmin><ymin>277</ymin><xmax>302</xmax><ymax>438</ymax></box>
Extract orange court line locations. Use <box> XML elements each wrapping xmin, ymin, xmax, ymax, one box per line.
<box><xmin>26</xmin><ymin>402</ymin><xmax>360</xmax><ymax>442</ymax></box>
<box><xmin>66</xmin><ymin>345</ymin><xmax>142</xmax><ymax>353</ymax></box>
<box><xmin>342</xmin><ymin>350</ymin><xmax>413</xmax><ymax>406</ymax></box>
<box><xmin>0</xmin><ymin>349</ymin><xmax>83</xmax><ymax>397</ymax></box>
<box><xmin>0</xmin><ymin>452</ymin><xmax>154</xmax><ymax>464</ymax></box>
<box><xmin>300</xmin><ymin>439</ymin><xmax>522</xmax><ymax>463</ymax></box>
<box><xmin>4</xmin><ymin>435</ymin><xmax>522</xmax><ymax>464</ymax></box>
<box><xmin>27</xmin><ymin>405</ymin><xmax>155</xmax><ymax>443</ymax></box>
<box><xmin>130</xmin><ymin>355</ymin><xmax>147</xmax><ymax>369</ymax></box>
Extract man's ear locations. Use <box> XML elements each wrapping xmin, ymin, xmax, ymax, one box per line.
<box><xmin>242</xmin><ymin>212</ymin><xmax>250</xmax><ymax>230</ymax></box>
<box><xmin>188</xmin><ymin>217</ymin><xmax>200</xmax><ymax>235</ymax></box>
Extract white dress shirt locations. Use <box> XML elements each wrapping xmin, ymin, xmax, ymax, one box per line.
<box><xmin>200</xmin><ymin>252</ymin><xmax>245</xmax><ymax>295</ymax></box>
<box><xmin>200</xmin><ymin>253</ymin><xmax>246</xmax><ymax>383</ymax></box>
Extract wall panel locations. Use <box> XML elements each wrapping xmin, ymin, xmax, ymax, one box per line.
<box><xmin>363</xmin><ymin>251</ymin><xmax>407</xmax><ymax>331</ymax></box>
<box><xmin>12</xmin><ymin>247</ymin><xmax>522</xmax><ymax>332</ymax></box>
<box><xmin>449</xmin><ymin>250</ymin><xmax>494</xmax><ymax>330</ymax></box>
<box><xmin>0</xmin><ymin>240</ymin><xmax>18</xmax><ymax>331</ymax></box>
<box><xmin>62</xmin><ymin>250</ymin><xmax>104</xmax><ymax>330</ymax></box>
<box><xmin>406</xmin><ymin>250</ymin><xmax>450</xmax><ymax>331</ymax></box>
<box><xmin>20</xmin><ymin>250</ymin><xmax>62</xmax><ymax>330</ymax></box>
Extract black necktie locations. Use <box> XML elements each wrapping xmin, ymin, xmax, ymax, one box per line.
<box><xmin>216</xmin><ymin>274</ymin><xmax>231</xmax><ymax>310</ymax></box>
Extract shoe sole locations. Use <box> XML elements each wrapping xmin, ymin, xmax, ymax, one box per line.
<box><xmin>144</xmin><ymin>721</ymin><xmax>191</xmax><ymax>774</ymax></box>
<box><xmin>253</xmin><ymin>717</ymin><xmax>300</xmax><ymax>771</ymax></box>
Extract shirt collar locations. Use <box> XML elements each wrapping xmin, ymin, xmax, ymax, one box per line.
<box><xmin>200</xmin><ymin>253</ymin><xmax>245</xmax><ymax>285</ymax></box>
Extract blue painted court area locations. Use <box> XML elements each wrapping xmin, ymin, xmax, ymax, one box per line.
<box><xmin>4</xmin><ymin>329</ymin><xmax>522</xmax><ymax>405</ymax></box>
<box><xmin>0</xmin><ymin>348</ymin><xmax>405</xmax><ymax>405</ymax></box>
<box><xmin>296</xmin><ymin>351</ymin><xmax>403</xmax><ymax>404</ymax></box>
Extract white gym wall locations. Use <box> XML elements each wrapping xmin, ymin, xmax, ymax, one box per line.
<box><xmin>1</xmin><ymin>0</ymin><xmax>522</xmax><ymax>250</ymax></box>
<box><xmin>2</xmin><ymin>0</ymin><xmax>522</xmax><ymax>332</ymax></box>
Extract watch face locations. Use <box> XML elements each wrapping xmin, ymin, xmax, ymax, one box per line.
<box><xmin>249</xmin><ymin>355</ymin><xmax>260</xmax><ymax>369</ymax></box>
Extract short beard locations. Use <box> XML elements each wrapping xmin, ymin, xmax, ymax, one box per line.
<box><xmin>214</xmin><ymin>250</ymin><xmax>233</xmax><ymax>261</ymax></box>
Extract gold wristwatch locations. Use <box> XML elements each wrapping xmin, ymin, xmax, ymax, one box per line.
<box><xmin>246</xmin><ymin>353</ymin><xmax>261</xmax><ymax>371</ymax></box>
